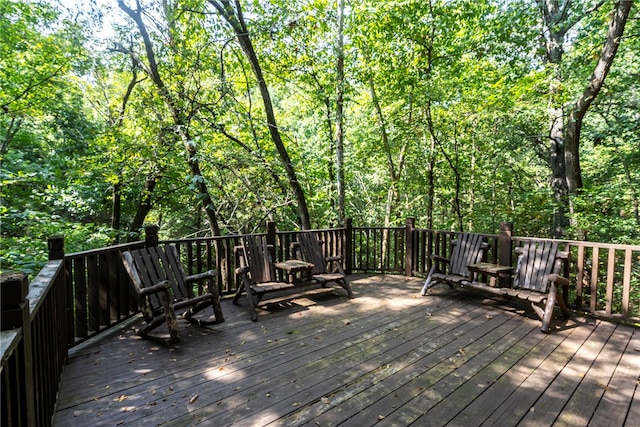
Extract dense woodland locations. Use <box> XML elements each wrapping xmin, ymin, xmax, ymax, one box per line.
<box><xmin>1</xmin><ymin>0</ymin><xmax>639</xmax><ymax>274</ymax></box>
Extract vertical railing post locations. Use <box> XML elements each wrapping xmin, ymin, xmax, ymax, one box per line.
<box><xmin>48</xmin><ymin>236</ymin><xmax>65</xmax><ymax>260</ymax></box>
<box><xmin>498</xmin><ymin>222</ymin><xmax>513</xmax><ymax>287</ymax></box>
<box><xmin>1</xmin><ymin>272</ymin><xmax>35</xmax><ymax>427</ymax></box>
<box><xmin>344</xmin><ymin>218</ymin><xmax>352</xmax><ymax>275</ymax></box>
<box><xmin>144</xmin><ymin>225</ymin><xmax>159</xmax><ymax>247</ymax></box>
<box><xmin>266</xmin><ymin>220</ymin><xmax>277</xmax><ymax>250</ymax></box>
<box><xmin>405</xmin><ymin>217</ymin><xmax>415</xmax><ymax>277</ymax></box>
<box><xmin>265</xmin><ymin>221</ymin><xmax>278</xmax><ymax>263</ymax></box>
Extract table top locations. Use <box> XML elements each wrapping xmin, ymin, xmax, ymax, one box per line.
<box><xmin>274</xmin><ymin>259</ymin><xmax>314</xmax><ymax>272</ymax></box>
<box><xmin>467</xmin><ymin>262</ymin><xmax>513</xmax><ymax>274</ymax></box>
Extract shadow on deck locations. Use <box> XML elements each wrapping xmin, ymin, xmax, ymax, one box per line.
<box><xmin>52</xmin><ymin>275</ymin><xmax>639</xmax><ymax>426</ymax></box>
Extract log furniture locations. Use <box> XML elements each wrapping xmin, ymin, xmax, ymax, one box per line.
<box><xmin>420</xmin><ymin>233</ymin><xmax>490</xmax><ymax>295</ymax></box>
<box><xmin>234</xmin><ymin>235</ymin><xmax>300</xmax><ymax>321</ymax></box>
<box><xmin>234</xmin><ymin>234</ymin><xmax>353</xmax><ymax>321</ymax></box>
<box><xmin>462</xmin><ymin>240</ymin><xmax>571</xmax><ymax>333</ymax></box>
<box><xmin>295</xmin><ymin>231</ymin><xmax>354</xmax><ymax>298</ymax></box>
<box><xmin>121</xmin><ymin>244</ymin><xmax>225</xmax><ymax>344</ymax></box>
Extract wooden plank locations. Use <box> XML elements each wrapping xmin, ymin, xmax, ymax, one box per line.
<box><xmin>515</xmin><ymin>319</ymin><xmax>616</xmax><ymax>426</ymax></box>
<box><xmin>590</xmin><ymin>246</ymin><xmax>600</xmax><ymax>313</ymax></box>
<box><xmin>412</xmin><ymin>317</ymin><xmax>577</xmax><ymax>425</ymax></box>
<box><xmin>481</xmin><ymin>318</ymin><xmax>606</xmax><ymax>426</ymax></box>
<box><xmin>588</xmin><ymin>327</ymin><xmax>640</xmax><ymax>426</ymax></box>
<box><xmin>55</xmin><ymin>280</ymin><xmax>452</xmax><ymax>422</ymax></box>
<box><xmin>606</xmin><ymin>248</ymin><xmax>615</xmax><ymax>314</ymax></box>
<box><xmin>622</xmin><ymin>248</ymin><xmax>631</xmax><ymax>318</ymax></box>
<box><xmin>73</xmin><ymin>258</ymin><xmax>88</xmax><ymax>339</ymax></box>
<box><xmin>51</xmin><ymin>276</ymin><xmax>640</xmax><ymax>427</ymax></box>
<box><xmin>323</xmin><ymin>315</ymin><xmax>529</xmax><ymax>427</ymax></box>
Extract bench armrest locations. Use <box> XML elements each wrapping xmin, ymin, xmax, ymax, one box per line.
<box><xmin>326</xmin><ymin>255</ymin><xmax>343</xmax><ymax>263</ymax></box>
<box><xmin>186</xmin><ymin>270</ymin><xmax>216</xmax><ymax>283</ymax></box>
<box><xmin>138</xmin><ymin>280</ymin><xmax>172</xmax><ymax>297</ymax></box>
<box><xmin>548</xmin><ymin>274</ymin><xmax>570</xmax><ymax>286</ymax></box>
<box><xmin>235</xmin><ymin>266</ymin><xmax>249</xmax><ymax>275</ymax></box>
<box><xmin>429</xmin><ymin>254</ymin><xmax>450</xmax><ymax>263</ymax></box>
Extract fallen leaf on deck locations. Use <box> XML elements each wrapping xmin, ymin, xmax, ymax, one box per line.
<box><xmin>113</xmin><ymin>395</ymin><xmax>127</xmax><ymax>402</ymax></box>
<box><xmin>189</xmin><ymin>394</ymin><xmax>199</xmax><ymax>404</ymax></box>
<box><xmin>378</xmin><ymin>415</ymin><xmax>386</xmax><ymax>420</ymax></box>
<box><xmin>321</xmin><ymin>397</ymin><xmax>329</xmax><ymax>404</ymax></box>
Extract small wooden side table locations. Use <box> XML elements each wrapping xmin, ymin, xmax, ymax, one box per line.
<box><xmin>274</xmin><ymin>260</ymin><xmax>314</xmax><ymax>284</ymax></box>
<box><xmin>467</xmin><ymin>263</ymin><xmax>513</xmax><ymax>287</ymax></box>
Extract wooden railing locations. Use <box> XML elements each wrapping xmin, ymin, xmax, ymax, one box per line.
<box><xmin>2</xmin><ymin>218</ymin><xmax>639</xmax><ymax>426</ymax></box>
<box><xmin>1</xmin><ymin>259</ymin><xmax>68</xmax><ymax>426</ymax></box>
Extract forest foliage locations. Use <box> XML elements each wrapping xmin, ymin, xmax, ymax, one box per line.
<box><xmin>1</xmin><ymin>0</ymin><xmax>639</xmax><ymax>274</ymax></box>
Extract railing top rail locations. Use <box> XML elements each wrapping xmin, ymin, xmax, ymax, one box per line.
<box><xmin>27</xmin><ymin>260</ymin><xmax>63</xmax><ymax>320</ymax></box>
<box><xmin>513</xmin><ymin>236</ymin><xmax>640</xmax><ymax>251</ymax></box>
<box><xmin>0</xmin><ymin>329</ymin><xmax>21</xmax><ymax>367</ymax></box>
<box><xmin>64</xmin><ymin>240</ymin><xmax>145</xmax><ymax>259</ymax></box>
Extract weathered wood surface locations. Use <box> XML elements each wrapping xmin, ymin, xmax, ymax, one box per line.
<box><xmin>53</xmin><ymin>275</ymin><xmax>639</xmax><ymax>426</ymax></box>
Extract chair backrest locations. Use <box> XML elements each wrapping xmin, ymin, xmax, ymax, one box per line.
<box><xmin>123</xmin><ymin>244</ymin><xmax>194</xmax><ymax>302</ymax></box>
<box><xmin>513</xmin><ymin>240</ymin><xmax>559</xmax><ymax>292</ymax></box>
<box><xmin>241</xmin><ymin>235</ymin><xmax>278</xmax><ymax>283</ymax></box>
<box><xmin>297</xmin><ymin>232</ymin><xmax>327</xmax><ymax>275</ymax></box>
<box><xmin>448</xmin><ymin>233</ymin><xmax>487</xmax><ymax>277</ymax></box>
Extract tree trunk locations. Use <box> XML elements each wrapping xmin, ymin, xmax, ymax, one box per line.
<box><xmin>117</xmin><ymin>0</ymin><xmax>221</xmax><ymax>236</ymax></box>
<box><xmin>564</xmin><ymin>0</ymin><xmax>633</xmax><ymax>194</ymax></box>
<box><xmin>335</xmin><ymin>0</ymin><xmax>346</xmax><ymax>226</ymax></box>
<box><xmin>208</xmin><ymin>0</ymin><xmax>311</xmax><ymax>230</ymax></box>
<box><xmin>539</xmin><ymin>0</ymin><xmax>570</xmax><ymax>238</ymax></box>
<box><xmin>111</xmin><ymin>179</ymin><xmax>121</xmax><ymax>244</ymax></box>
<box><xmin>127</xmin><ymin>173</ymin><xmax>158</xmax><ymax>241</ymax></box>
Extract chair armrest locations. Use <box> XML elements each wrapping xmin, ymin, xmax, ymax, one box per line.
<box><xmin>326</xmin><ymin>255</ymin><xmax>343</xmax><ymax>262</ymax></box>
<box><xmin>548</xmin><ymin>274</ymin><xmax>570</xmax><ymax>286</ymax></box>
<box><xmin>429</xmin><ymin>254</ymin><xmax>450</xmax><ymax>263</ymax></box>
<box><xmin>138</xmin><ymin>280</ymin><xmax>172</xmax><ymax>297</ymax></box>
<box><xmin>186</xmin><ymin>270</ymin><xmax>216</xmax><ymax>283</ymax></box>
<box><xmin>235</xmin><ymin>266</ymin><xmax>249</xmax><ymax>275</ymax></box>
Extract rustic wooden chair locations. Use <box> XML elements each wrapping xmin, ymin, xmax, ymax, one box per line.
<box><xmin>463</xmin><ymin>240</ymin><xmax>571</xmax><ymax>333</ymax></box>
<box><xmin>233</xmin><ymin>235</ymin><xmax>296</xmax><ymax>321</ymax></box>
<box><xmin>420</xmin><ymin>233</ymin><xmax>489</xmax><ymax>295</ymax></box>
<box><xmin>121</xmin><ymin>244</ymin><xmax>224</xmax><ymax>344</ymax></box>
<box><xmin>296</xmin><ymin>232</ymin><xmax>354</xmax><ymax>298</ymax></box>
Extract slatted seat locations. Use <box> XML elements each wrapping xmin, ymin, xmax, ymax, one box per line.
<box><xmin>420</xmin><ymin>233</ymin><xmax>489</xmax><ymax>295</ymax></box>
<box><xmin>296</xmin><ymin>231</ymin><xmax>354</xmax><ymax>298</ymax></box>
<box><xmin>121</xmin><ymin>244</ymin><xmax>224</xmax><ymax>344</ymax></box>
<box><xmin>462</xmin><ymin>240</ymin><xmax>571</xmax><ymax>333</ymax></box>
<box><xmin>234</xmin><ymin>235</ymin><xmax>297</xmax><ymax>321</ymax></box>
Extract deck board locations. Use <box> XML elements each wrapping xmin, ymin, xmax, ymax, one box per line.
<box><xmin>52</xmin><ymin>275</ymin><xmax>640</xmax><ymax>426</ymax></box>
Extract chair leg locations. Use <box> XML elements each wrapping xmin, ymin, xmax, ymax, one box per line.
<box><xmin>421</xmin><ymin>266</ymin><xmax>438</xmax><ymax>295</ymax></box>
<box><xmin>138</xmin><ymin>291</ymin><xmax>179</xmax><ymax>345</ymax></box>
<box><xmin>341</xmin><ymin>279</ymin><xmax>354</xmax><ymax>298</ymax></box>
<box><xmin>540</xmin><ymin>283</ymin><xmax>559</xmax><ymax>334</ymax></box>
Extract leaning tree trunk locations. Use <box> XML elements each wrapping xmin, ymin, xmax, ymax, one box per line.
<box><xmin>208</xmin><ymin>0</ymin><xmax>311</xmax><ymax>230</ymax></box>
<box><xmin>117</xmin><ymin>0</ymin><xmax>221</xmax><ymax>236</ymax></box>
<box><xmin>335</xmin><ymin>0</ymin><xmax>346</xmax><ymax>226</ymax></box>
<box><xmin>564</xmin><ymin>0</ymin><xmax>633</xmax><ymax>195</ymax></box>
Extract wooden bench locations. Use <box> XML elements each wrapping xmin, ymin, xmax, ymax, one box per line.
<box><xmin>295</xmin><ymin>231</ymin><xmax>354</xmax><ymax>298</ymax></box>
<box><xmin>462</xmin><ymin>240</ymin><xmax>571</xmax><ymax>333</ymax></box>
<box><xmin>420</xmin><ymin>233</ymin><xmax>489</xmax><ymax>295</ymax></box>
<box><xmin>234</xmin><ymin>235</ymin><xmax>315</xmax><ymax>321</ymax></box>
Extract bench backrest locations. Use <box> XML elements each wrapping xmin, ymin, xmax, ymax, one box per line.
<box><xmin>513</xmin><ymin>240</ymin><xmax>560</xmax><ymax>293</ymax></box>
<box><xmin>448</xmin><ymin>233</ymin><xmax>487</xmax><ymax>277</ymax></box>
<box><xmin>297</xmin><ymin>232</ymin><xmax>328</xmax><ymax>275</ymax></box>
<box><xmin>121</xmin><ymin>244</ymin><xmax>194</xmax><ymax>311</ymax></box>
<box><xmin>241</xmin><ymin>235</ymin><xmax>278</xmax><ymax>283</ymax></box>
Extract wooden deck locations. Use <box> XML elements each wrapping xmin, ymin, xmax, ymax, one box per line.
<box><xmin>52</xmin><ymin>275</ymin><xmax>640</xmax><ymax>427</ymax></box>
